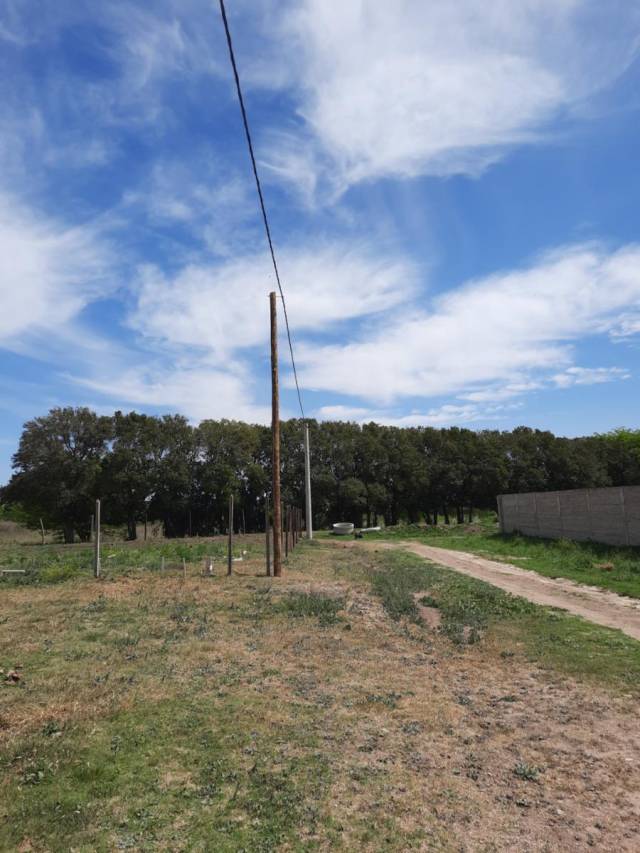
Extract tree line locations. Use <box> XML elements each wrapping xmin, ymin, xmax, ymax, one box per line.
<box><xmin>1</xmin><ymin>407</ymin><xmax>638</xmax><ymax>543</ymax></box>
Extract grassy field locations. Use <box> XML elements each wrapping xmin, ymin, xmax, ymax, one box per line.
<box><xmin>362</xmin><ymin>517</ymin><xmax>640</xmax><ymax>598</ymax></box>
<box><xmin>2</xmin><ymin>537</ymin><xmax>640</xmax><ymax>850</ymax></box>
<box><xmin>0</xmin><ymin>535</ymin><xmax>265</xmax><ymax>586</ymax></box>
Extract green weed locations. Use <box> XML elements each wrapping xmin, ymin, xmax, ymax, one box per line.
<box><xmin>282</xmin><ymin>591</ymin><xmax>345</xmax><ymax>626</ymax></box>
<box><xmin>514</xmin><ymin>762</ymin><xmax>540</xmax><ymax>782</ymax></box>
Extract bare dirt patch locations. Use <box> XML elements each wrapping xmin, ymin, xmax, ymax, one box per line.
<box><xmin>413</xmin><ymin>592</ymin><xmax>442</xmax><ymax>629</ymax></box>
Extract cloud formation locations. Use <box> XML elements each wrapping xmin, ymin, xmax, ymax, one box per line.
<box><xmin>265</xmin><ymin>0</ymin><xmax>640</xmax><ymax>199</ymax></box>
<box><xmin>0</xmin><ymin>193</ymin><xmax>112</xmax><ymax>346</ymax></box>
<box><xmin>130</xmin><ymin>244</ymin><xmax>417</xmax><ymax>354</ymax></box>
<box><xmin>296</xmin><ymin>243</ymin><xmax>640</xmax><ymax>403</ymax></box>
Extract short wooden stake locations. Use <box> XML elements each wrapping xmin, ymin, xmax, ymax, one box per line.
<box><xmin>93</xmin><ymin>499</ymin><xmax>101</xmax><ymax>578</ymax></box>
<box><xmin>265</xmin><ymin>496</ymin><xmax>271</xmax><ymax>577</ymax></box>
<box><xmin>285</xmin><ymin>506</ymin><xmax>289</xmax><ymax>558</ymax></box>
<box><xmin>227</xmin><ymin>494</ymin><xmax>234</xmax><ymax>576</ymax></box>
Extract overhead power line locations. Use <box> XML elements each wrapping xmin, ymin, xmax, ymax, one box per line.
<box><xmin>218</xmin><ymin>0</ymin><xmax>306</xmax><ymax>421</ymax></box>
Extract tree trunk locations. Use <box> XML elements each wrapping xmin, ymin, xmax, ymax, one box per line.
<box><xmin>63</xmin><ymin>524</ymin><xmax>75</xmax><ymax>544</ymax></box>
<box><xmin>468</xmin><ymin>506</ymin><xmax>473</xmax><ymax>523</ymax></box>
<box><xmin>433</xmin><ymin>509</ymin><xmax>438</xmax><ymax>526</ymax></box>
<box><xmin>443</xmin><ymin>506</ymin><xmax>450</xmax><ymax>525</ymax></box>
<box><xmin>456</xmin><ymin>506</ymin><xmax>464</xmax><ymax>524</ymax></box>
<box><xmin>127</xmin><ymin>517</ymin><xmax>137</xmax><ymax>540</ymax></box>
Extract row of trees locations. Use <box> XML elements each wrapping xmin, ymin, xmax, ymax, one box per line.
<box><xmin>1</xmin><ymin>407</ymin><xmax>639</xmax><ymax>542</ymax></box>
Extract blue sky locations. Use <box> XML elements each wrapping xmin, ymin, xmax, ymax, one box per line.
<box><xmin>1</xmin><ymin>0</ymin><xmax>640</xmax><ymax>484</ymax></box>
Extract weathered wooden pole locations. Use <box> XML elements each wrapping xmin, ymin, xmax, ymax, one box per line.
<box><xmin>304</xmin><ymin>423</ymin><xmax>313</xmax><ymax>539</ymax></box>
<box><xmin>227</xmin><ymin>493</ymin><xmax>234</xmax><ymax>576</ymax></box>
<box><xmin>265</xmin><ymin>495</ymin><xmax>271</xmax><ymax>577</ymax></box>
<box><xmin>270</xmin><ymin>292</ymin><xmax>283</xmax><ymax>577</ymax></box>
<box><xmin>93</xmin><ymin>499</ymin><xmax>101</xmax><ymax>578</ymax></box>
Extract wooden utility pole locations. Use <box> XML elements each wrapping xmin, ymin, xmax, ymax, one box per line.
<box><xmin>227</xmin><ymin>494</ymin><xmax>234</xmax><ymax>576</ymax></box>
<box><xmin>265</xmin><ymin>496</ymin><xmax>271</xmax><ymax>577</ymax></box>
<box><xmin>93</xmin><ymin>499</ymin><xmax>101</xmax><ymax>578</ymax></box>
<box><xmin>304</xmin><ymin>423</ymin><xmax>313</xmax><ymax>539</ymax></box>
<box><xmin>270</xmin><ymin>292</ymin><xmax>282</xmax><ymax>577</ymax></box>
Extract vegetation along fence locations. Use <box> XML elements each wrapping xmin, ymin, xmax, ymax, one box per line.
<box><xmin>497</xmin><ymin>486</ymin><xmax>640</xmax><ymax>547</ymax></box>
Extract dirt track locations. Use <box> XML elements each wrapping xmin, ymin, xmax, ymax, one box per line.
<box><xmin>396</xmin><ymin>542</ymin><xmax>640</xmax><ymax>641</ymax></box>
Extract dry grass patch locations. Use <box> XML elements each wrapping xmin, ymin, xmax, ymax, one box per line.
<box><xmin>1</xmin><ymin>541</ymin><xmax>640</xmax><ymax>850</ymax></box>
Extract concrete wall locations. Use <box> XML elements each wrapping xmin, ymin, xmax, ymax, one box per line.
<box><xmin>497</xmin><ymin>486</ymin><xmax>640</xmax><ymax>547</ymax></box>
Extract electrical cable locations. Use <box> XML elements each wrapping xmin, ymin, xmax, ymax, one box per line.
<box><xmin>218</xmin><ymin>0</ymin><xmax>306</xmax><ymax>420</ymax></box>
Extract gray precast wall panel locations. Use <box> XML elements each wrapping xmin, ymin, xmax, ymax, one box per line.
<box><xmin>497</xmin><ymin>486</ymin><xmax>640</xmax><ymax>547</ymax></box>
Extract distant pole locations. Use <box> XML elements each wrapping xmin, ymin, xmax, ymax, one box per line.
<box><xmin>39</xmin><ymin>518</ymin><xmax>45</xmax><ymax>546</ymax></box>
<box><xmin>265</xmin><ymin>496</ymin><xmax>271</xmax><ymax>577</ymax></box>
<box><xmin>270</xmin><ymin>292</ymin><xmax>282</xmax><ymax>577</ymax></box>
<box><xmin>93</xmin><ymin>499</ymin><xmax>101</xmax><ymax>578</ymax></box>
<box><xmin>285</xmin><ymin>505</ymin><xmax>290</xmax><ymax>557</ymax></box>
<box><xmin>304</xmin><ymin>423</ymin><xmax>313</xmax><ymax>539</ymax></box>
<box><xmin>227</xmin><ymin>493</ymin><xmax>234</xmax><ymax>576</ymax></box>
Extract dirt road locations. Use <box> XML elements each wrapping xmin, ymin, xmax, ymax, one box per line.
<box><xmin>396</xmin><ymin>542</ymin><xmax>640</xmax><ymax>641</ymax></box>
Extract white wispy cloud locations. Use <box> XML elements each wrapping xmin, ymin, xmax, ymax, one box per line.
<box><xmin>121</xmin><ymin>156</ymin><xmax>257</xmax><ymax>257</ymax></box>
<box><xmin>295</xmin><ymin>243</ymin><xmax>640</xmax><ymax>403</ymax></box>
<box><xmin>551</xmin><ymin>366</ymin><xmax>631</xmax><ymax>388</ymax></box>
<box><xmin>74</xmin><ymin>365</ymin><xmax>271</xmax><ymax>425</ymax></box>
<box><xmin>264</xmin><ymin>0</ymin><xmax>640</xmax><ymax>200</ymax></box>
<box><xmin>609</xmin><ymin>313</ymin><xmax>640</xmax><ymax>340</ymax></box>
<box><xmin>0</xmin><ymin>192</ymin><xmax>113</xmax><ymax>346</ymax></box>
<box><xmin>315</xmin><ymin>402</ymin><xmax>519</xmax><ymax>427</ymax></box>
<box><xmin>129</xmin><ymin>244</ymin><xmax>418</xmax><ymax>355</ymax></box>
